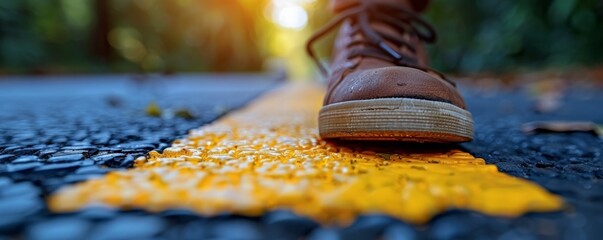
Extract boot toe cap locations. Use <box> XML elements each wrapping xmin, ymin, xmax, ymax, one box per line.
<box><xmin>328</xmin><ymin>66</ymin><xmax>466</xmax><ymax>109</ymax></box>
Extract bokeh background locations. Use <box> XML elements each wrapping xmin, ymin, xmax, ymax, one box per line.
<box><xmin>1</xmin><ymin>0</ymin><xmax>602</xmax><ymax>77</ymax></box>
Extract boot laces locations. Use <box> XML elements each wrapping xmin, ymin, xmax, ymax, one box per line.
<box><xmin>306</xmin><ymin>0</ymin><xmax>453</xmax><ymax>85</ymax></box>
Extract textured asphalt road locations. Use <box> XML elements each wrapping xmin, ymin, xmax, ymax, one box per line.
<box><xmin>0</xmin><ymin>75</ymin><xmax>601</xmax><ymax>240</ymax></box>
<box><xmin>459</xmin><ymin>85</ymin><xmax>603</xmax><ymax>239</ymax></box>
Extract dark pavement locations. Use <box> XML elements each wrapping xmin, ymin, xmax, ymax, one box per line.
<box><xmin>0</xmin><ymin>75</ymin><xmax>601</xmax><ymax>240</ymax></box>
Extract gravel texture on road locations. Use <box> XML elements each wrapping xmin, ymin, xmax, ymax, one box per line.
<box><xmin>0</xmin><ymin>75</ymin><xmax>601</xmax><ymax>239</ymax></box>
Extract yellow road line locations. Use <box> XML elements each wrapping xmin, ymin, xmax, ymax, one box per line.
<box><xmin>49</xmin><ymin>84</ymin><xmax>563</xmax><ymax>224</ymax></box>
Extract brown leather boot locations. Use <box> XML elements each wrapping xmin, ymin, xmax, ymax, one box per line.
<box><xmin>307</xmin><ymin>0</ymin><xmax>473</xmax><ymax>143</ymax></box>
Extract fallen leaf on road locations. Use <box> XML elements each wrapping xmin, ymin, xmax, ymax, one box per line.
<box><xmin>174</xmin><ymin>108</ymin><xmax>195</xmax><ymax>120</ymax></box>
<box><xmin>105</xmin><ymin>95</ymin><xmax>123</xmax><ymax>108</ymax></box>
<box><xmin>145</xmin><ymin>102</ymin><xmax>162</xmax><ymax>117</ymax></box>
<box><xmin>522</xmin><ymin>121</ymin><xmax>603</xmax><ymax>138</ymax></box>
<box><xmin>596</xmin><ymin>125</ymin><xmax>603</xmax><ymax>137</ymax></box>
<box><xmin>528</xmin><ymin>78</ymin><xmax>566</xmax><ymax>114</ymax></box>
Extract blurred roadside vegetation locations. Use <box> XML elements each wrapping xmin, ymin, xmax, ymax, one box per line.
<box><xmin>426</xmin><ymin>0</ymin><xmax>603</xmax><ymax>73</ymax></box>
<box><xmin>0</xmin><ymin>0</ymin><xmax>602</xmax><ymax>75</ymax></box>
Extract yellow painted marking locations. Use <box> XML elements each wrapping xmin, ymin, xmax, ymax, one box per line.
<box><xmin>49</xmin><ymin>84</ymin><xmax>563</xmax><ymax>224</ymax></box>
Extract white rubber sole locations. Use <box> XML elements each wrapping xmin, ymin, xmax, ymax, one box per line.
<box><xmin>318</xmin><ymin>98</ymin><xmax>474</xmax><ymax>143</ymax></box>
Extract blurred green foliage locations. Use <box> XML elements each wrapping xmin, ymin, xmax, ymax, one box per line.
<box><xmin>0</xmin><ymin>0</ymin><xmax>268</xmax><ymax>74</ymax></box>
<box><xmin>0</xmin><ymin>0</ymin><xmax>602</xmax><ymax>74</ymax></box>
<box><xmin>0</xmin><ymin>0</ymin><xmax>96</xmax><ymax>73</ymax></box>
<box><xmin>106</xmin><ymin>0</ymin><xmax>268</xmax><ymax>72</ymax></box>
<box><xmin>426</xmin><ymin>0</ymin><xmax>603</xmax><ymax>73</ymax></box>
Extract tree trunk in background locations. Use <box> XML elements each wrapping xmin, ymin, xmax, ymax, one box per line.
<box><xmin>91</xmin><ymin>0</ymin><xmax>112</xmax><ymax>64</ymax></box>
